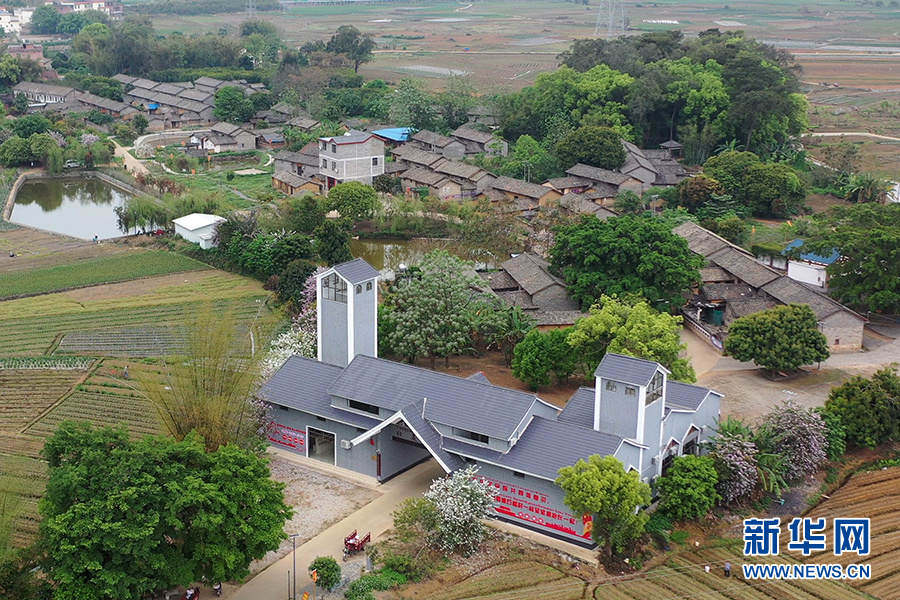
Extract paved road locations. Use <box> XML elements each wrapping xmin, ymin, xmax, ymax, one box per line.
<box><xmin>113</xmin><ymin>141</ymin><xmax>149</xmax><ymax>176</ymax></box>
<box><xmin>224</xmin><ymin>459</ymin><xmax>445</xmax><ymax>600</ymax></box>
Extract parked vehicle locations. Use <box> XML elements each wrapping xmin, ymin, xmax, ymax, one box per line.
<box><xmin>342</xmin><ymin>529</ymin><xmax>371</xmax><ymax>561</ymax></box>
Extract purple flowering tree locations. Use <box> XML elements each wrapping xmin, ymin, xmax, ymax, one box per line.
<box><xmin>761</xmin><ymin>400</ymin><xmax>827</xmax><ymax>481</ymax></box>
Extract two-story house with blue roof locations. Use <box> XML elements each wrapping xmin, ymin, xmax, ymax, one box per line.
<box><xmin>263</xmin><ymin>258</ymin><xmax>721</xmax><ymax>545</ymax></box>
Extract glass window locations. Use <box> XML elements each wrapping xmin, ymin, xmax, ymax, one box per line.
<box><xmin>321</xmin><ymin>273</ymin><xmax>347</xmax><ymax>303</ymax></box>
<box><xmin>605</xmin><ymin>380</ymin><xmax>617</xmax><ymax>392</ymax></box>
<box><xmin>348</xmin><ymin>399</ymin><xmax>379</xmax><ymax>415</ymax></box>
<box><xmin>321</xmin><ymin>159</ymin><xmax>327</xmax><ymax>168</ymax></box>
<box><xmin>372</xmin><ymin>157</ymin><xmax>379</xmax><ymax>166</ymax></box>
<box><xmin>366</xmin><ymin>281</ymin><xmax>372</xmax><ymax>291</ymax></box>
<box><xmin>647</xmin><ymin>371</ymin><xmax>664</xmax><ymax>404</ymax></box>
<box><xmin>331</xmin><ymin>144</ymin><xmax>337</xmax><ymax>153</ymax></box>
<box><xmin>625</xmin><ymin>386</ymin><xmax>636</xmax><ymax>396</ymax></box>
<box><xmin>332</xmin><ymin>161</ymin><xmax>337</xmax><ymax>171</ymax></box>
<box><xmin>356</xmin><ymin>285</ymin><xmax>362</xmax><ymax>294</ymax></box>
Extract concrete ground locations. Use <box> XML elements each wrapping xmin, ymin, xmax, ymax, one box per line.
<box><xmin>112</xmin><ymin>141</ymin><xmax>149</xmax><ymax>176</ymax></box>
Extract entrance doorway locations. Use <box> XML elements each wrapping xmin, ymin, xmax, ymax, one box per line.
<box><xmin>307</xmin><ymin>427</ymin><xmax>336</xmax><ymax>464</ymax></box>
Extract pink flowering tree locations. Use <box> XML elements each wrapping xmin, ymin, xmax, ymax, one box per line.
<box><xmin>760</xmin><ymin>400</ymin><xmax>827</xmax><ymax>481</ymax></box>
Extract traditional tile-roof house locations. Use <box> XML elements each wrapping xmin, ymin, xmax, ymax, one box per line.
<box><xmin>76</xmin><ymin>92</ymin><xmax>134</xmax><ymax>118</ymax></box>
<box><xmin>490</xmin><ymin>176</ymin><xmax>562</xmax><ymax>207</ymax></box>
<box><xmin>12</xmin><ymin>81</ymin><xmax>79</xmax><ymax>104</ymax></box>
<box><xmin>675</xmin><ymin>221</ymin><xmax>866</xmax><ymax>352</ymax></box>
<box><xmin>272</xmin><ymin>171</ymin><xmax>322</xmax><ymax>196</ymax></box>
<box><xmin>557</xmin><ymin>193</ymin><xmax>619</xmax><ymax>219</ymax></box>
<box><xmin>319</xmin><ymin>130</ymin><xmax>385</xmax><ymax>189</ymax></box>
<box><xmin>482</xmin><ymin>252</ymin><xmax>582</xmax><ymax>326</ymax></box>
<box><xmin>565</xmin><ymin>163</ymin><xmax>643</xmax><ymax>202</ymax></box>
<box><xmin>286</xmin><ymin>115</ymin><xmax>321</xmax><ymax>132</ymax></box>
<box><xmin>263</xmin><ymin>258</ymin><xmax>721</xmax><ymax>546</ymax></box>
<box><xmin>451</xmin><ymin>125</ymin><xmax>508</xmax><ymax>156</ymax></box>
<box><xmin>274</xmin><ymin>142</ymin><xmax>320</xmax><ymax>178</ymax></box>
<box><xmin>408</xmin><ymin>129</ymin><xmax>467</xmax><ymax>160</ymax></box>
<box><xmin>391</xmin><ymin>146</ymin><xmax>445</xmax><ymax>170</ymax></box>
<box><xmin>400</xmin><ymin>167</ymin><xmax>453</xmax><ymax>198</ymax></box>
<box><xmin>191</xmin><ymin>122</ymin><xmax>258</xmax><ymax>153</ymax></box>
<box><xmin>256</xmin><ymin>128</ymin><xmax>286</xmax><ymax>150</ymax></box>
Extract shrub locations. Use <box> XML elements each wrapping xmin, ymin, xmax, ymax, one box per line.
<box><xmin>308</xmin><ymin>556</ymin><xmax>341</xmax><ymax>590</ymax></box>
<box><xmin>344</xmin><ymin>569</ymin><xmax>406</xmax><ymax>600</ymax></box>
<box><xmin>825</xmin><ymin>368</ymin><xmax>900</xmax><ymax>448</ymax></box>
<box><xmin>657</xmin><ymin>455</ymin><xmax>720</xmax><ymax>521</ymax></box>
<box><xmin>761</xmin><ymin>400</ymin><xmax>827</xmax><ymax>480</ymax></box>
<box><xmin>816</xmin><ymin>408</ymin><xmax>846</xmax><ymax>460</ymax></box>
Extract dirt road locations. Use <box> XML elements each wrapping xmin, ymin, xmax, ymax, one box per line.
<box><xmin>113</xmin><ymin>141</ymin><xmax>149</xmax><ymax>176</ymax></box>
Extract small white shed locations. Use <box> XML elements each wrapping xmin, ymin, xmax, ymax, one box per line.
<box><xmin>173</xmin><ymin>213</ymin><xmax>226</xmax><ymax>250</ymax></box>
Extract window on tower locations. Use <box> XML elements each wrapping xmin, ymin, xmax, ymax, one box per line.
<box><xmin>321</xmin><ymin>273</ymin><xmax>347</xmax><ymax>303</ymax></box>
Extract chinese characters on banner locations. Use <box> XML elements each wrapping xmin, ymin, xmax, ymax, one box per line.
<box><xmin>268</xmin><ymin>421</ymin><xmax>306</xmax><ymax>450</ymax></box>
<box><xmin>477</xmin><ymin>476</ymin><xmax>592</xmax><ymax>539</ymax></box>
<box><xmin>744</xmin><ymin>517</ymin><xmax>870</xmax><ymax>557</ymax></box>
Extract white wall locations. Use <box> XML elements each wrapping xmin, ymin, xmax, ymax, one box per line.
<box><xmin>787</xmin><ymin>260</ymin><xmax>827</xmax><ymax>288</ymax></box>
<box><xmin>174</xmin><ymin>223</ymin><xmax>218</xmax><ymax>249</ymax></box>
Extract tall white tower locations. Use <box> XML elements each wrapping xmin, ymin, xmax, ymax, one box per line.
<box><xmin>595</xmin><ymin>0</ymin><xmax>626</xmax><ymax>39</ymax></box>
<box><xmin>246</xmin><ymin>0</ymin><xmax>257</xmax><ymax>18</ymax></box>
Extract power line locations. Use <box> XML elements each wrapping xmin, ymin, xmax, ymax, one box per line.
<box><xmin>594</xmin><ymin>0</ymin><xmax>626</xmax><ymax>39</ymax></box>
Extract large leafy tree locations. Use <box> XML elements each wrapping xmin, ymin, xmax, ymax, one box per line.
<box><xmin>656</xmin><ymin>455</ymin><xmax>720</xmax><ymax>521</ymax></box>
<box><xmin>39</xmin><ymin>422</ymin><xmax>291</xmax><ymax>599</ymax></box>
<box><xmin>511</xmin><ymin>327</ymin><xmax>576</xmax><ymax>391</ymax></box>
<box><xmin>550</xmin><ymin>214</ymin><xmax>703</xmax><ymax>309</ymax></box>
<box><xmin>554</xmin><ymin>125</ymin><xmax>625</xmax><ymax>170</ymax></box>
<box><xmin>327</xmin><ymin>181</ymin><xmax>379</xmax><ymax>222</ymax></box>
<box><xmin>30</xmin><ymin>4</ymin><xmax>61</xmax><ymax>34</ymax></box>
<box><xmin>702</xmin><ymin>150</ymin><xmax>805</xmax><ymax>217</ymax></box>
<box><xmin>325</xmin><ymin>25</ymin><xmax>376</xmax><ymax>73</ymax></box>
<box><xmin>556</xmin><ymin>455</ymin><xmax>650</xmax><ymax>558</ymax></box>
<box><xmin>566</xmin><ymin>295</ymin><xmax>695</xmax><ymax>382</ymax></box>
<box><xmin>724</xmin><ymin>304</ymin><xmax>830</xmax><ymax>372</ymax></box>
<box><xmin>804</xmin><ymin>203</ymin><xmax>900</xmax><ymax>312</ymax></box>
<box><xmin>213</xmin><ymin>85</ymin><xmax>255</xmax><ymax>124</ymax></box>
<box><xmin>825</xmin><ymin>368</ymin><xmax>900</xmax><ymax>449</ymax></box>
<box><xmin>381</xmin><ymin>250</ymin><xmax>483</xmax><ymax>367</ymax></box>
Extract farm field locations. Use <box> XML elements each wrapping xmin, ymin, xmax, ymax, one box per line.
<box><xmin>395</xmin><ymin>539</ymin><xmax>874</xmax><ymax>600</ymax></box>
<box><xmin>0</xmin><ymin>454</ymin><xmax>48</xmax><ymax>548</ymax></box>
<box><xmin>0</xmin><ymin>227</ymin><xmax>128</xmax><ymax>274</ymax></box>
<box><xmin>806</xmin><ymin>467</ymin><xmax>900</xmax><ymax>598</ymax></box>
<box><xmin>149</xmin><ymin>1</ymin><xmax>900</xmax><ymax>92</ymax></box>
<box><xmin>0</xmin><ymin>250</ymin><xmax>209</xmax><ymax>299</ymax></box>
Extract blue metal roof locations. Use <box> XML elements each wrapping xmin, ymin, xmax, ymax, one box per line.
<box><xmin>783</xmin><ymin>239</ymin><xmax>840</xmax><ymax>266</ymax></box>
<box><xmin>371</xmin><ymin>127</ymin><xmax>413</xmax><ymax>142</ymax></box>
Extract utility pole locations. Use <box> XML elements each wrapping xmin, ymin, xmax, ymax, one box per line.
<box><xmin>594</xmin><ymin>0</ymin><xmax>626</xmax><ymax>39</ymax></box>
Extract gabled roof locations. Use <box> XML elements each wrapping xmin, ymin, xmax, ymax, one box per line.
<box><xmin>401</xmin><ymin>166</ymin><xmax>448</xmax><ymax>187</ymax></box>
<box><xmin>210</xmin><ymin>121</ymin><xmax>246</xmax><ymax>137</ymax></box>
<box><xmin>558</xmin><ymin>193</ymin><xmax>617</xmax><ymax>219</ymax></box>
<box><xmin>320</xmin><ymin>130</ymin><xmax>373</xmax><ymax>145</ymax></box>
<box><xmin>443</xmin><ymin>417</ymin><xmax>622</xmax><ymax>482</ymax></box>
<box><xmin>501</xmin><ymin>252</ymin><xmax>565</xmax><ymax>296</ymax></box>
<box><xmin>177</xmin><ymin>88</ymin><xmax>214</xmax><ymax>103</ymax></box>
<box><xmin>273</xmin><ymin>171</ymin><xmax>315</xmax><ymax>189</ymax></box>
<box><xmin>491</xmin><ymin>176</ymin><xmax>554</xmax><ymax>200</ymax></box>
<box><xmin>702</xmin><ymin>283</ymin><xmax>757</xmax><ymax>301</ymax></box>
<box><xmin>784</xmin><ymin>239</ymin><xmax>840</xmax><ymax>266</ymax></box>
<box><xmin>566</xmin><ymin>163</ymin><xmax>630</xmax><ymax>186</ymax></box>
<box><xmin>130</xmin><ymin>77</ymin><xmax>159</xmax><ymax>90</ymax></box>
<box><xmin>411</xmin><ymin>129</ymin><xmax>457</xmax><ymax>148</ymax></box>
<box><xmin>727</xmin><ymin>298</ymin><xmax>778</xmax><ymax>318</ymax></box>
<box><xmin>372</xmin><ymin>127</ymin><xmax>413</xmax><ymax>142</ymax></box>
<box><xmin>327</xmin><ymin>354</ymin><xmax>547</xmax><ymax>441</ymax></box>
<box><xmin>399</xmin><ymin>400</ymin><xmax>467</xmax><ymax>473</ymax></box>
<box><xmin>621</xmin><ymin>140</ymin><xmax>658</xmax><ymax>177</ymax></box>
<box><xmin>172</xmin><ymin>213</ymin><xmax>225</xmax><ymax>231</ymax></box>
<box><xmin>451</xmin><ymin>125</ymin><xmax>493</xmax><ymax>145</ymax></box>
<box><xmin>287</xmin><ymin>116</ymin><xmax>320</xmax><ymax>130</ymax></box>
<box><xmin>673</xmin><ymin>221</ymin><xmax>733</xmax><ymax>257</ymax></box>
<box><xmin>466</xmin><ymin>371</ymin><xmax>491</xmax><ymax>384</ymax></box>
<box><xmin>666</xmin><ymin>381</ymin><xmax>716</xmax><ymax>412</ymax></box>
<box><xmin>595</xmin><ymin>353</ymin><xmax>666</xmax><ymax>387</ymax></box>
<box><xmin>759</xmin><ymin>277</ymin><xmax>847</xmax><ymax>321</ymax></box>
<box><xmin>329</xmin><ymin>258</ymin><xmax>380</xmax><ymax>284</ymax></box>
<box><xmin>708</xmin><ymin>247</ymin><xmax>780</xmax><ymax>289</ymax></box>
<box><xmin>263</xmin><ymin>356</ymin><xmax>380</xmax><ymax>429</ymax></box>
<box><xmin>12</xmin><ymin>81</ymin><xmax>77</xmax><ymax>97</ymax></box>
<box><xmin>558</xmin><ymin>387</ymin><xmax>595</xmax><ymax>428</ymax></box>
<box><xmin>77</xmin><ymin>92</ymin><xmax>128</xmax><ymax>112</ymax></box>
<box><xmin>153</xmin><ymin>83</ymin><xmax>186</xmax><ymax>96</ymax></box>
<box><xmin>113</xmin><ymin>74</ymin><xmax>138</xmax><ymax>85</ymax></box>
<box><xmin>700</xmin><ymin>266</ymin><xmax>733</xmax><ymax>283</ymax></box>
<box><xmin>544</xmin><ymin>176</ymin><xmax>591</xmax><ymax>191</ymax></box>
<box><xmin>660</xmin><ymin>140</ymin><xmax>683</xmax><ymax>149</ymax></box>
<box><xmin>433</xmin><ymin>159</ymin><xmax>490</xmax><ymax>181</ymax></box>
<box><xmin>392</xmin><ymin>146</ymin><xmax>444</xmax><ymax>168</ymax></box>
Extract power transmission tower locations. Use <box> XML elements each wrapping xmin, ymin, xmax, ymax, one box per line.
<box><xmin>594</xmin><ymin>0</ymin><xmax>626</xmax><ymax>39</ymax></box>
<box><xmin>246</xmin><ymin>0</ymin><xmax>257</xmax><ymax>18</ymax></box>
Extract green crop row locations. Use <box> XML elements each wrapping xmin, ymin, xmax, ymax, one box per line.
<box><xmin>0</xmin><ymin>356</ymin><xmax>93</xmax><ymax>370</ymax></box>
<box><xmin>0</xmin><ymin>250</ymin><xmax>208</xmax><ymax>299</ymax></box>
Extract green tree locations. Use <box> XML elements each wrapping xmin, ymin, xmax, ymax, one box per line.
<box><xmin>677</xmin><ymin>174</ymin><xmax>724</xmax><ymax>211</ymax></box>
<box><xmin>556</xmin><ymin>455</ymin><xmax>651</xmax><ymax>558</ymax></box>
<box><xmin>511</xmin><ymin>327</ymin><xmax>576</xmax><ymax>391</ymax></box>
<box><xmin>381</xmin><ymin>250</ymin><xmax>483</xmax><ymax>367</ymax></box>
<box><xmin>46</xmin><ymin>144</ymin><xmax>64</xmax><ymax>174</ymax></box>
<box><xmin>825</xmin><ymin>368</ymin><xmax>900</xmax><ymax>449</ymax></box>
<box><xmin>39</xmin><ymin>422</ymin><xmax>291</xmax><ymax>599</ymax></box>
<box><xmin>309</xmin><ymin>556</ymin><xmax>341</xmax><ymax>590</ymax></box>
<box><xmin>842</xmin><ymin>172</ymin><xmax>893</xmax><ymax>204</ymax></box>
<box><xmin>0</xmin><ymin>137</ymin><xmax>33</xmax><ymax>166</ymax></box>
<box><xmin>29</xmin><ymin>133</ymin><xmax>56</xmax><ymax>163</ymax></box>
<box><xmin>554</xmin><ymin>125</ymin><xmax>625</xmax><ymax>170</ymax></box>
<box><xmin>388</xmin><ymin>78</ymin><xmax>436</xmax><ymax>131</ymax></box>
<box><xmin>550</xmin><ymin>214</ymin><xmax>703</xmax><ymax>308</ymax></box>
<box><xmin>703</xmin><ymin>150</ymin><xmax>805</xmax><ymax>217</ymax></box>
<box><xmin>213</xmin><ymin>85</ymin><xmax>254</xmax><ymax>124</ymax></box>
<box><xmin>132</xmin><ymin>113</ymin><xmax>149</xmax><ymax>135</ymax></box>
<box><xmin>313</xmin><ymin>218</ymin><xmax>353</xmax><ymax>266</ymax></box>
<box><xmin>12</xmin><ymin>114</ymin><xmax>51</xmax><ymax>138</ymax></box>
<box><xmin>495</xmin><ymin>134</ymin><xmax>560</xmax><ymax>183</ymax></box>
<box><xmin>724</xmin><ymin>304</ymin><xmax>830</xmax><ymax>372</ymax></box>
<box><xmin>327</xmin><ymin>181</ymin><xmax>379</xmax><ymax>222</ymax></box>
<box><xmin>567</xmin><ymin>295</ymin><xmax>695</xmax><ymax>381</ymax></box>
<box><xmin>613</xmin><ymin>190</ymin><xmax>644</xmax><ymax>214</ymax></box>
<box><xmin>656</xmin><ymin>455</ymin><xmax>720</xmax><ymax>521</ymax></box>
<box><xmin>12</xmin><ymin>93</ymin><xmax>27</xmax><ymax>115</ymax></box>
<box><xmin>30</xmin><ymin>3</ymin><xmax>60</xmax><ymax>34</ymax></box>
<box><xmin>141</xmin><ymin>305</ymin><xmax>270</xmax><ymax>452</ymax></box>
<box><xmin>325</xmin><ymin>25</ymin><xmax>376</xmax><ymax>73</ymax></box>
<box><xmin>804</xmin><ymin>203</ymin><xmax>900</xmax><ymax>312</ymax></box>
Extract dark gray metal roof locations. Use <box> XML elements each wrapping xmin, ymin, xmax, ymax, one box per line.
<box><xmin>665</xmin><ymin>381</ymin><xmax>711</xmax><ymax>412</ymax></box>
<box><xmin>331</xmin><ymin>258</ymin><xmax>380</xmax><ymax>283</ymax></box>
<box><xmin>399</xmin><ymin>400</ymin><xmax>466</xmax><ymax>472</ymax></box>
<box><xmin>558</xmin><ymin>387</ymin><xmax>595</xmax><ymax>428</ymax></box>
<box><xmin>328</xmin><ymin>355</ymin><xmax>543</xmax><ymax>440</ymax></box>
<box><xmin>466</xmin><ymin>371</ymin><xmax>491</xmax><ymax>385</ymax></box>
<box><xmin>444</xmin><ymin>417</ymin><xmax>622</xmax><ymax>481</ymax></box>
<box><xmin>262</xmin><ymin>356</ymin><xmax>380</xmax><ymax>429</ymax></box>
<box><xmin>594</xmin><ymin>353</ymin><xmax>662</xmax><ymax>387</ymax></box>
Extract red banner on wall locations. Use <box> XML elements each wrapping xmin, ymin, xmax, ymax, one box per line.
<box><xmin>268</xmin><ymin>422</ymin><xmax>306</xmax><ymax>450</ymax></box>
<box><xmin>477</xmin><ymin>475</ymin><xmax>592</xmax><ymax>539</ymax></box>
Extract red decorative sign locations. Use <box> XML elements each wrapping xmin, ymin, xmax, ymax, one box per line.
<box><xmin>268</xmin><ymin>422</ymin><xmax>306</xmax><ymax>450</ymax></box>
<box><xmin>477</xmin><ymin>475</ymin><xmax>592</xmax><ymax>539</ymax></box>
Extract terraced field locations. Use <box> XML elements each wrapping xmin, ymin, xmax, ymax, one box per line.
<box><xmin>0</xmin><ymin>454</ymin><xmax>48</xmax><ymax>548</ymax></box>
<box><xmin>0</xmin><ymin>368</ymin><xmax>89</xmax><ymax>433</ymax></box>
<box><xmin>806</xmin><ymin>467</ymin><xmax>900</xmax><ymax>599</ymax></box>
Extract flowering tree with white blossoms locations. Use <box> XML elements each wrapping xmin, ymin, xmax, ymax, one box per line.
<box><xmin>261</xmin><ymin>272</ymin><xmax>320</xmax><ymax>378</ymax></box>
<box><xmin>761</xmin><ymin>400</ymin><xmax>827</xmax><ymax>481</ymax></box>
<box><xmin>423</xmin><ymin>465</ymin><xmax>494</xmax><ymax>556</ymax></box>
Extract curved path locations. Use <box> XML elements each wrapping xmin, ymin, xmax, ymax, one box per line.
<box><xmin>807</xmin><ymin>131</ymin><xmax>900</xmax><ymax>142</ymax></box>
<box><xmin>113</xmin><ymin>141</ymin><xmax>149</xmax><ymax>176</ymax></box>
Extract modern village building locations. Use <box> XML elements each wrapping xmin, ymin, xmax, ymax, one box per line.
<box><xmin>318</xmin><ymin>130</ymin><xmax>385</xmax><ymax>189</ymax></box>
<box><xmin>262</xmin><ymin>258</ymin><xmax>722</xmax><ymax>546</ymax></box>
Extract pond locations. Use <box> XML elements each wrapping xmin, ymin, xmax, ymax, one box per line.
<box><xmin>350</xmin><ymin>237</ymin><xmax>501</xmax><ymax>278</ymax></box>
<box><xmin>10</xmin><ymin>178</ymin><xmax>133</xmax><ymax>241</ymax></box>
